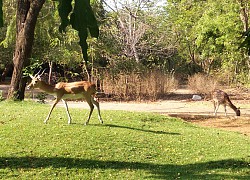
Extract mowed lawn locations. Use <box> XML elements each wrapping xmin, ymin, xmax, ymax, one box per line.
<box><xmin>0</xmin><ymin>101</ymin><xmax>249</xmax><ymax>179</ymax></box>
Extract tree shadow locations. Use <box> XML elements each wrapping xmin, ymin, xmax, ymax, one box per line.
<box><xmin>102</xmin><ymin>124</ymin><xmax>181</xmax><ymax>135</ymax></box>
<box><xmin>0</xmin><ymin>157</ymin><xmax>249</xmax><ymax>179</ymax></box>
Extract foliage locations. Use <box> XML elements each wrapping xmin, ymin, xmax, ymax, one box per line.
<box><xmin>57</xmin><ymin>0</ymin><xmax>99</xmax><ymax>64</ymax></box>
<box><xmin>33</xmin><ymin>1</ymin><xmax>83</xmax><ymax>70</ymax></box>
<box><xmin>0</xmin><ymin>101</ymin><xmax>249</xmax><ymax>179</ymax></box>
<box><xmin>165</xmin><ymin>0</ymin><xmax>250</xmax><ymax>82</ymax></box>
<box><xmin>35</xmin><ymin>92</ymin><xmax>47</xmax><ymax>103</ymax></box>
<box><xmin>240</xmin><ymin>28</ymin><xmax>250</xmax><ymax>55</ymax></box>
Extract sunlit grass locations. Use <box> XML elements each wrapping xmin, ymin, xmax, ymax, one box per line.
<box><xmin>0</xmin><ymin>101</ymin><xmax>249</xmax><ymax>179</ymax></box>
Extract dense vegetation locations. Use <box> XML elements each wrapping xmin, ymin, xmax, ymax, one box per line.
<box><xmin>0</xmin><ymin>0</ymin><xmax>250</xmax><ymax>99</ymax></box>
<box><xmin>0</xmin><ymin>101</ymin><xmax>249</xmax><ymax>179</ymax></box>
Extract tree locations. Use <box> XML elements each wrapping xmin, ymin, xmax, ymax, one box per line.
<box><xmin>7</xmin><ymin>0</ymin><xmax>46</xmax><ymax>100</ymax></box>
<box><xmin>165</xmin><ymin>0</ymin><xmax>250</xmax><ymax>82</ymax></box>
<box><xmin>238</xmin><ymin>0</ymin><xmax>250</xmax><ymax>81</ymax></box>
<box><xmin>0</xmin><ymin>0</ymin><xmax>99</xmax><ymax>100</ymax></box>
<box><xmin>103</xmin><ymin>0</ymin><xmax>157</xmax><ymax>63</ymax></box>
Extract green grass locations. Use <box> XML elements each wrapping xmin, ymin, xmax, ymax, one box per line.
<box><xmin>0</xmin><ymin>101</ymin><xmax>249</xmax><ymax>179</ymax></box>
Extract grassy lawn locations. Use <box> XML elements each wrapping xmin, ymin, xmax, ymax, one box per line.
<box><xmin>0</xmin><ymin>101</ymin><xmax>249</xmax><ymax>179</ymax></box>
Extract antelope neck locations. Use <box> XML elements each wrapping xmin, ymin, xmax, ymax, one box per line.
<box><xmin>39</xmin><ymin>81</ymin><xmax>55</xmax><ymax>94</ymax></box>
<box><xmin>228</xmin><ymin>102</ymin><xmax>238</xmax><ymax>111</ymax></box>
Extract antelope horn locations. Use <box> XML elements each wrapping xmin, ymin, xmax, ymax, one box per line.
<box><xmin>39</xmin><ymin>69</ymin><xmax>46</xmax><ymax>76</ymax></box>
<box><xmin>34</xmin><ymin>69</ymin><xmax>42</xmax><ymax>77</ymax></box>
<box><xmin>35</xmin><ymin>69</ymin><xmax>46</xmax><ymax>77</ymax></box>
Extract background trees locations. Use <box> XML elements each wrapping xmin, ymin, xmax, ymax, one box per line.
<box><xmin>0</xmin><ymin>0</ymin><xmax>99</xmax><ymax>100</ymax></box>
<box><xmin>0</xmin><ymin>0</ymin><xmax>250</xmax><ymax>100</ymax></box>
<box><xmin>166</xmin><ymin>0</ymin><xmax>250</xmax><ymax>84</ymax></box>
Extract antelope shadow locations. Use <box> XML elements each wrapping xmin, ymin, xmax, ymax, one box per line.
<box><xmin>102</xmin><ymin>123</ymin><xmax>181</xmax><ymax>135</ymax></box>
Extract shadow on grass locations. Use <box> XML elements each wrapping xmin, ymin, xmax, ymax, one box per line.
<box><xmin>102</xmin><ymin>124</ymin><xmax>181</xmax><ymax>135</ymax></box>
<box><xmin>0</xmin><ymin>157</ymin><xmax>249</xmax><ymax>179</ymax></box>
<box><xmin>168</xmin><ymin>113</ymin><xmax>215</xmax><ymax>121</ymax></box>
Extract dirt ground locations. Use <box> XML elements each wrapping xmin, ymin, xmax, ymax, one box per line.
<box><xmin>1</xmin><ymin>83</ymin><xmax>250</xmax><ymax>136</ymax></box>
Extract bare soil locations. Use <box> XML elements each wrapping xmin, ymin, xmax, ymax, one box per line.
<box><xmin>1</xmin><ymin>83</ymin><xmax>250</xmax><ymax>136</ymax></box>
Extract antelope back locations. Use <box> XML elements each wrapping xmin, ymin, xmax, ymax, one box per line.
<box><xmin>212</xmin><ymin>90</ymin><xmax>227</xmax><ymax>104</ymax></box>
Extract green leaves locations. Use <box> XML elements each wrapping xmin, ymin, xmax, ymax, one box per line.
<box><xmin>240</xmin><ymin>29</ymin><xmax>250</xmax><ymax>55</ymax></box>
<box><xmin>58</xmin><ymin>0</ymin><xmax>72</xmax><ymax>33</ymax></box>
<box><xmin>0</xmin><ymin>0</ymin><xmax>3</xmax><ymax>27</ymax></box>
<box><xmin>57</xmin><ymin>0</ymin><xmax>99</xmax><ymax>63</ymax></box>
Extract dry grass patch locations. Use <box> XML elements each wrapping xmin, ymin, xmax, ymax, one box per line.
<box><xmin>188</xmin><ymin>73</ymin><xmax>218</xmax><ymax>98</ymax></box>
<box><xmin>101</xmin><ymin>70</ymin><xmax>178</xmax><ymax>101</ymax></box>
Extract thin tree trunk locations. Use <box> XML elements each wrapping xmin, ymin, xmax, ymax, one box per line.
<box><xmin>238</xmin><ymin>0</ymin><xmax>249</xmax><ymax>32</ymax></box>
<box><xmin>7</xmin><ymin>0</ymin><xmax>45</xmax><ymax>100</ymax></box>
<box><xmin>48</xmin><ymin>61</ymin><xmax>53</xmax><ymax>84</ymax></box>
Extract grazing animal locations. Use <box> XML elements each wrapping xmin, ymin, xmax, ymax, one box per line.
<box><xmin>212</xmin><ymin>89</ymin><xmax>240</xmax><ymax>116</ymax></box>
<box><xmin>27</xmin><ymin>71</ymin><xmax>103</xmax><ymax>125</ymax></box>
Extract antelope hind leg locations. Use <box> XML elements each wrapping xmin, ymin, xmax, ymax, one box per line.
<box><xmin>62</xmin><ymin>99</ymin><xmax>72</xmax><ymax>124</ymax></box>
<box><xmin>91</xmin><ymin>97</ymin><xmax>103</xmax><ymax>124</ymax></box>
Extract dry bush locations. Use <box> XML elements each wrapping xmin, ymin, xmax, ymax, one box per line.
<box><xmin>101</xmin><ymin>70</ymin><xmax>178</xmax><ymax>101</ymax></box>
<box><xmin>188</xmin><ymin>73</ymin><xmax>218</xmax><ymax>97</ymax></box>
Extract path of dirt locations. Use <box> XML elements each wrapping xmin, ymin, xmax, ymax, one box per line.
<box><xmin>1</xmin><ymin>83</ymin><xmax>250</xmax><ymax>136</ymax></box>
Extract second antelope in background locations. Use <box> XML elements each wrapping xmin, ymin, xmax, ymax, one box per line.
<box><xmin>27</xmin><ymin>70</ymin><xmax>103</xmax><ymax>125</ymax></box>
<box><xmin>212</xmin><ymin>89</ymin><xmax>240</xmax><ymax>116</ymax></box>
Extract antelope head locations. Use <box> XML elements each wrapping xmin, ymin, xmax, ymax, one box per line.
<box><xmin>27</xmin><ymin>69</ymin><xmax>45</xmax><ymax>90</ymax></box>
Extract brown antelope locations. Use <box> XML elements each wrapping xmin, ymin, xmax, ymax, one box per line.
<box><xmin>27</xmin><ymin>71</ymin><xmax>103</xmax><ymax>125</ymax></box>
<box><xmin>212</xmin><ymin>89</ymin><xmax>240</xmax><ymax>116</ymax></box>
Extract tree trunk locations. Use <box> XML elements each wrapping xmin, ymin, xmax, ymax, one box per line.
<box><xmin>7</xmin><ymin>0</ymin><xmax>45</xmax><ymax>100</ymax></box>
<box><xmin>48</xmin><ymin>61</ymin><xmax>53</xmax><ymax>84</ymax></box>
<box><xmin>238</xmin><ymin>0</ymin><xmax>249</xmax><ymax>32</ymax></box>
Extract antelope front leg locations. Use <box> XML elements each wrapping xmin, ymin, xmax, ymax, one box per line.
<box><xmin>44</xmin><ymin>98</ymin><xmax>60</xmax><ymax>123</ymax></box>
<box><xmin>213</xmin><ymin>102</ymin><xmax>219</xmax><ymax>116</ymax></box>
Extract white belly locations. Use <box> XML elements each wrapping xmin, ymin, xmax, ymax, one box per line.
<box><xmin>62</xmin><ymin>93</ymin><xmax>86</xmax><ymax>100</ymax></box>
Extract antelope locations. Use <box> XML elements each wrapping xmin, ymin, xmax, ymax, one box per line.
<box><xmin>212</xmin><ymin>89</ymin><xmax>240</xmax><ymax>116</ymax></box>
<box><xmin>27</xmin><ymin>71</ymin><xmax>103</xmax><ymax>125</ymax></box>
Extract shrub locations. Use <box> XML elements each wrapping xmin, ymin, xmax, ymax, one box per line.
<box><xmin>188</xmin><ymin>73</ymin><xmax>218</xmax><ymax>97</ymax></box>
<box><xmin>101</xmin><ymin>70</ymin><xmax>178</xmax><ymax>101</ymax></box>
<box><xmin>35</xmin><ymin>92</ymin><xmax>47</xmax><ymax>103</ymax></box>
